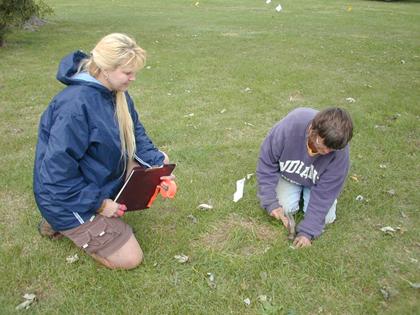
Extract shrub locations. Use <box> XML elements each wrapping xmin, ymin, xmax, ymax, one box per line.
<box><xmin>0</xmin><ymin>0</ymin><xmax>53</xmax><ymax>47</ymax></box>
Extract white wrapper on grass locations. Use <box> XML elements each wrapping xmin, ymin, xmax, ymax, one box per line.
<box><xmin>346</xmin><ymin>97</ymin><xmax>356</xmax><ymax>103</ymax></box>
<box><xmin>233</xmin><ymin>178</ymin><xmax>246</xmax><ymax>202</ymax></box>
<box><xmin>243</xmin><ymin>298</ymin><xmax>251</xmax><ymax>306</ymax></box>
<box><xmin>275</xmin><ymin>4</ymin><xmax>282</xmax><ymax>12</ymax></box>
<box><xmin>266</xmin><ymin>0</ymin><xmax>271</xmax><ymax>4</ymax></box>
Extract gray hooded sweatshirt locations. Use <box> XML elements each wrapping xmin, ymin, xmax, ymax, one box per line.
<box><xmin>256</xmin><ymin>107</ymin><xmax>350</xmax><ymax>239</ymax></box>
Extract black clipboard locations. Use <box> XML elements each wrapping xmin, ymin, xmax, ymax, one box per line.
<box><xmin>114</xmin><ymin>164</ymin><xmax>176</xmax><ymax>211</ymax></box>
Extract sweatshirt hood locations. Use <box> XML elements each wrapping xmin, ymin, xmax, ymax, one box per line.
<box><xmin>56</xmin><ymin>50</ymin><xmax>107</xmax><ymax>92</ymax></box>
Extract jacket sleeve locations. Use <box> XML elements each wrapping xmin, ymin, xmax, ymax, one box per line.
<box><xmin>256</xmin><ymin>123</ymin><xmax>285</xmax><ymax>213</ymax></box>
<box><xmin>127</xmin><ymin>95</ymin><xmax>165</xmax><ymax>167</ymax></box>
<box><xmin>297</xmin><ymin>149</ymin><xmax>350</xmax><ymax>239</ymax></box>
<box><xmin>39</xmin><ymin>109</ymin><xmax>104</xmax><ymax>214</ymax></box>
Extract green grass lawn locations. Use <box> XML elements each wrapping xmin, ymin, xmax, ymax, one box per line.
<box><xmin>0</xmin><ymin>0</ymin><xmax>419</xmax><ymax>314</ymax></box>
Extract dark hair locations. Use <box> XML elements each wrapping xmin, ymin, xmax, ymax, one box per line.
<box><xmin>311</xmin><ymin>108</ymin><xmax>353</xmax><ymax>150</ymax></box>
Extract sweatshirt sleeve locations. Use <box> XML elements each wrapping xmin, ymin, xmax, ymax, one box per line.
<box><xmin>256</xmin><ymin>123</ymin><xmax>285</xmax><ymax>213</ymax></box>
<box><xmin>297</xmin><ymin>149</ymin><xmax>350</xmax><ymax>239</ymax></box>
<box><xmin>38</xmin><ymin>109</ymin><xmax>104</xmax><ymax>214</ymax></box>
<box><xmin>127</xmin><ymin>95</ymin><xmax>165</xmax><ymax>167</ymax></box>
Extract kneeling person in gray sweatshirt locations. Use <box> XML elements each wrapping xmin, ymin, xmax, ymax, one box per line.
<box><xmin>256</xmin><ymin>107</ymin><xmax>353</xmax><ymax>248</ymax></box>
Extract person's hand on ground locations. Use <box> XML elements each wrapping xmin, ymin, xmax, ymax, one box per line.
<box><xmin>270</xmin><ymin>207</ymin><xmax>289</xmax><ymax>228</ymax></box>
<box><xmin>293</xmin><ymin>235</ymin><xmax>312</xmax><ymax>248</ymax></box>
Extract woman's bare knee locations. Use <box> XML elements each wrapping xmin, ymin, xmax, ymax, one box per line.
<box><xmin>106</xmin><ymin>235</ymin><xmax>143</xmax><ymax>269</ymax></box>
<box><xmin>91</xmin><ymin>235</ymin><xmax>143</xmax><ymax>270</ymax></box>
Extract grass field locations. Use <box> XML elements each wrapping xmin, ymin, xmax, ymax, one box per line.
<box><xmin>0</xmin><ymin>0</ymin><xmax>419</xmax><ymax>314</ymax></box>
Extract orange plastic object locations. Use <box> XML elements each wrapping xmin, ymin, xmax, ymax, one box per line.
<box><xmin>146</xmin><ymin>180</ymin><xmax>177</xmax><ymax>208</ymax></box>
<box><xmin>159</xmin><ymin>179</ymin><xmax>177</xmax><ymax>198</ymax></box>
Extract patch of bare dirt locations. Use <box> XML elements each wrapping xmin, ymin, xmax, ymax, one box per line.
<box><xmin>194</xmin><ymin>213</ymin><xmax>280</xmax><ymax>256</ymax></box>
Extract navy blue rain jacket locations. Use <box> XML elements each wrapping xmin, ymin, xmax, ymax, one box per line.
<box><xmin>33</xmin><ymin>51</ymin><xmax>164</xmax><ymax>231</ymax></box>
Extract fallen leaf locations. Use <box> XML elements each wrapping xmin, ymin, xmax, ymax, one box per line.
<box><xmin>197</xmin><ymin>203</ymin><xmax>213</xmax><ymax>210</ymax></box>
<box><xmin>66</xmin><ymin>254</ymin><xmax>79</xmax><ymax>264</ymax></box>
<box><xmin>387</xmin><ymin>189</ymin><xmax>396</xmax><ymax>196</ymax></box>
<box><xmin>207</xmin><ymin>272</ymin><xmax>216</xmax><ymax>289</ymax></box>
<box><xmin>380</xmin><ymin>287</ymin><xmax>390</xmax><ymax>300</ymax></box>
<box><xmin>174</xmin><ymin>254</ymin><xmax>189</xmax><ymax>263</ymax></box>
<box><xmin>350</xmin><ymin>175</ymin><xmax>359</xmax><ymax>182</ymax></box>
<box><xmin>11</xmin><ymin>128</ymin><xmax>23</xmax><ymax>134</ymax></box>
<box><xmin>380</xmin><ymin>226</ymin><xmax>396</xmax><ymax>234</ymax></box>
<box><xmin>258</xmin><ymin>295</ymin><xmax>268</xmax><ymax>302</ymax></box>
<box><xmin>260</xmin><ymin>272</ymin><xmax>268</xmax><ymax>281</ymax></box>
<box><xmin>400</xmin><ymin>276</ymin><xmax>420</xmax><ymax>289</ymax></box>
<box><xmin>187</xmin><ymin>214</ymin><xmax>198</xmax><ymax>224</ymax></box>
<box><xmin>15</xmin><ymin>294</ymin><xmax>36</xmax><ymax>310</ymax></box>
<box><xmin>389</xmin><ymin>113</ymin><xmax>401</xmax><ymax>121</ymax></box>
<box><xmin>374</xmin><ymin>125</ymin><xmax>387</xmax><ymax>130</ymax></box>
<box><xmin>409</xmin><ymin>282</ymin><xmax>420</xmax><ymax>289</ymax></box>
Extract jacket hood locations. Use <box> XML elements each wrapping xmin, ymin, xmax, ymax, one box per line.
<box><xmin>56</xmin><ymin>50</ymin><xmax>106</xmax><ymax>91</ymax></box>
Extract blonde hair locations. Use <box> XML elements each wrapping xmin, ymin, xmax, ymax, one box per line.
<box><xmin>79</xmin><ymin>33</ymin><xmax>146</xmax><ymax>168</ymax></box>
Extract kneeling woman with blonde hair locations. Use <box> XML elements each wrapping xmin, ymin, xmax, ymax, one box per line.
<box><xmin>34</xmin><ymin>33</ymin><xmax>171</xmax><ymax>269</ymax></box>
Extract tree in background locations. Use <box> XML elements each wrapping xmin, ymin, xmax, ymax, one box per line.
<box><xmin>0</xmin><ymin>0</ymin><xmax>53</xmax><ymax>47</ymax></box>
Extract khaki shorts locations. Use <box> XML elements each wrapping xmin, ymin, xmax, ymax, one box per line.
<box><xmin>61</xmin><ymin>215</ymin><xmax>133</xmax><ymax>258</ymax></box>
